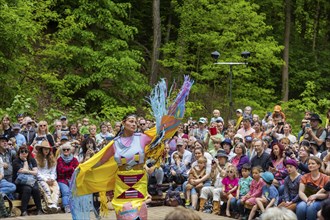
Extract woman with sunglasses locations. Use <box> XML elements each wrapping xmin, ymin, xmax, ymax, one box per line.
<box><xmin>56</xmin><ymin>142</ymin><xmax>79</xmax><ymax>213</ymax></box>
<box><xmin>71</xmin><ymin>76</ymin><xmax>193</xmax><ymax>220</ymax></box>
<box><xmin>32</xmin><ymin>121</ymin><xmax>55</xmax><ymax>149</ymax></box>
<box><xmin>13</xmin><ymin>145</ymin><xmax>43</xmax><ymax>216</ymax></box>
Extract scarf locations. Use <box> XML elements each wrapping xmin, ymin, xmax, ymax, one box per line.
<box><xmin>60</xmin><ymin>153</ymin><xmax>74</xmax><ymax>164</ymax></box>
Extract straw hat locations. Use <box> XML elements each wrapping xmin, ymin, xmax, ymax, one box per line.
<box><xmin>35</xmin><ymin>140</ymin><xmax>51</xmax><ymax>151</ymax></box>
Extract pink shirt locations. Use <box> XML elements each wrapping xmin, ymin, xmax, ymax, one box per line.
<box><xmin>222</xmin><ymin>177</ymin><xmax>239</xmax><ymax>197</ymax></box>
<box><xmin>248</xmin><ymin>178</ymin><xmax>265</xmax><ymax>198</ymax></box>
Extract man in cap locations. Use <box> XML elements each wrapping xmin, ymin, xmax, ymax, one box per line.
<box><xmin>0</xmin><ymin>135</ymin><xmax>16</xmax><ymax>182</ymax></box>
<box><xmin>60</xmin><ymin>116</ymin><xmax>69</xmax><ymax>136</ymax></box>
<box><xmin>235</xmin><ymin>109</ymin><xmax>243</xmax><ymax>130</ymax></box>
<box><xmin>12</xmin><ymin>123</ymin><xmax>26</xmax><ymax>149</ymax></box>
<box><xmin>21</xmin><ymin>118</ymin><xmax>36</xmax><ymax>146</ymax></box>
<box><xmin>304</xmin><ymin>113</ymin><xmax>326</xmax><ymax>151</ymax></box>
<box><xmin>237</xmin><ymin>115</ymin><xmax>255</xmax><ymax>138</ymax></box>
<box><xmin>170</xmin><ymin>138</ymin><xmax>192</xmax><ymax>169</ymax></box>
<box><xmin>190</xmin><ymin>117</ymin><xmax>208</xmax><ymax>141</ymax></box>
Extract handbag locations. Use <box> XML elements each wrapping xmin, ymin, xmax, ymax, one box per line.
<box><xmin>15</xmin><ymin>173</ymin><xmax>36</xmax><ymax>187</ymax></box>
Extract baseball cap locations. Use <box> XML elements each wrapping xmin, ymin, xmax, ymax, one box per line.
<box><xmin>60</xmin><ymin>116</ymin><xmax>67</xmax><ymax>120</ymax></box>
<box><xmin>176</xmin><ymin>139</ymin><xmax>184</xmax><ymax>146</ymax></box>
<box><xmin>236</xmin><ymin>109</ymin><xmax>243</xmax><ymax>114</ymax></box>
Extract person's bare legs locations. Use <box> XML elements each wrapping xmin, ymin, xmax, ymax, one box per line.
<box><xmin>191</xmin><ymin>193</ymin><xmax>198</xmax><ymax>210</ymax></box>
<box><xmin>226</xmin><ymin>194</ymin><xmax>233</xmax><ymax>216</ymax></box>
<box><xmin>248</xmin><ymin>204</ymin><xmax>258</xmax><ymax>220</ymax></box>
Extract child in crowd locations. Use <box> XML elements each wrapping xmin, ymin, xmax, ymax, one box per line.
<box><xmin>239</xmin><ymin>166</ymin><xmax>265</xmax><ymax>218</ymax></box>
<box><xmin>221</xmin><ymin>165</ymin><xmax>239</xmax><ymax>217</ymax></box>
<box><xmin>169</xmin><ymin>152</ymin><xmax>187</xmax><ymax>188</ymax></box>
<box><xmin>185</xmin><ymin>157</ymin><xmax>207</xmax><ymax>206</ymax></box>
<box><xmin>230</xmin><ymin>163</ymin><xmax>253</xmax><ymax>219</ymax></box>
<box><xmin>248</xmin><ymin>171</ymin><xmax>279</xmax><ymax>220</ymax></box>
<box><xmin>162</xmin><ymin>142</ymin><xmax>172</xmax><ymax>183</ymax></box>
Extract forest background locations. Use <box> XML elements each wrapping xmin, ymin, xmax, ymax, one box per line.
<box><xmin>0</xmin><ymin>0</ymin><xmax>329</xmax><ymax>134</ymax></box>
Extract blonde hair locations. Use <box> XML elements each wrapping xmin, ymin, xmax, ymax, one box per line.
<box><xmin>197</xmin><ymin>156</ymin><xmax>207</xmax><ymax>165</ymax></box>
<box><xmin>261</xmin><ymin>207</ymin><xmax>297</xmax><ymax>220</ymax></box>
<box><xmin>226</xmin><ymin>165</ymin><xmax>238</xmax><ymax>178</ymax></box>
<box><xmin>164</xmin><ymin>206</ymin><xmax>201</xmax><ymax>220</ymax></box>
<box><xmin>37</xmin><ymin>120</ymin><xmax>49</xmax><ymax>135</ymax></box>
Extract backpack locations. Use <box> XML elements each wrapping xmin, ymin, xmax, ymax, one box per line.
<box><xmin>165</xmin><ymin>189</ymin><xmax>183</xmax><ymax>207</ymax></box>
<box><xmin>0</xmin><ymin>194</ymin><xmax>12</xmax><ymax>218</ymax></box>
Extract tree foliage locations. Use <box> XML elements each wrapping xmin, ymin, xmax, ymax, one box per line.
<box><xmin>0</xmin><ymin>0</ymin><xmax>329</xmax><ymax>128</ymax></box>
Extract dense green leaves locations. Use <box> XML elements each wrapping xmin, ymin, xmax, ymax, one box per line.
<box><xmin>0</xmin><ymin>0</ymin><xmax>329</xmax><ymax>127</ymax></box>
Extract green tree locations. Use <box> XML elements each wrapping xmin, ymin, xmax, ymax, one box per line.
<box><xmin>37</xmin><ymin>0</ymin><xmax>150</xmax><ymax>116</ymax></box>
<box><xmin>160</xmin><ymin>0</ymin><xmax>283</xmax><ymax>118</ymax></box>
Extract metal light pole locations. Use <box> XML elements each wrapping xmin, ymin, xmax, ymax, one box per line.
<box><xmin>211</xmin><ymin>51</ymin><xmax>250</xmax><ymax>119</ymax></box>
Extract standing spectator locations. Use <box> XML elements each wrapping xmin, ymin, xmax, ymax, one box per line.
<box><xmin>52</xmin><ymin>120</ymin><xmax>62</xmax><ymax>149</ymax></box>
<box><xmin>0</xmin><ymin>115</ymin><xmax>12</xmax><ymax>139</ymax></box>
<box><xmin>252</xmin><ymin>121</ymin><xmax>264</xmax><ymax>140</ymax></box>
<box><xmin>190</xmin><ymin>118</ymin><xmax>208</xmax><ymax>141</ymax></box>
<box><xmin>16</xmin><ymin>113</ymin><xmax>24</xmax><ymax>126</ymax></box>
<box><xmin>273</xmin><ymin>123</ymin><xmax>297</xmax><ymax>144</ymax></box>
<box><xmin>296</xmin><ymin>156</ymin><xmax>329</xmax><ymax>220</ymax></box>
<box><xmin>251</xmin><ymin>140</ymin><xmax>271</xmax><ymax>172</ymax></box>
<box><xmin>57</xmin><ymin>143</ymin><xmax>79</xmax><ymax>213</ymax></box>
<box><xmin>21</xmin><ymin>119</ymin><xmax>36</xmax><ymax>147</ymax></box>
<box><xmin>35</xmin><ymin>140</ymin><xmax>60</xmax><ymax>213</ymax></box>
<box><xmin>244</xmin><ymin>106</ymin><xmax>253</xmax><ymax>117</ymax></box>
<box><xmin>32</xmin><ymin>121</ymin><xmax>55</xmax><ymax>148</ymax></box>
<box><xmin>235</xmin><ymin>109</ymin><xmax>243</xmax><ymax>131</ymax></box>
<box><xmin>79</xmin><ymin>118</ymin><xmax>90</xmax><ymax>136</ymax></box>
<box><xmin>237</xmin><ymin>116</ymin><xmax>255</xmax><ymax>138</ymax></box>
<box><xmin>210</xmin><ymin>109</ymin><xmax>224</xmax><ymax>124</ymax></box>
<box><xmin>13</xmin><ymin>146</ymin><xmax>43</xmax><ymax>216</ymax></box>
<box><xmin>85</xmin><ymin>124</ymin><xmax>97</xmax><ymax>141</ymax></box>
<box><xmin>0</xmin><ymin>135</ymin><xmax>16</xmax><ymax>182</ymax></box>
<box><xmin>204</xmin><ymin>121</ymin><xmax>224</xmax><ymax>155</ymax></box>
<box><xmin>95</xmin><ymin>122</ymin><xmax>113</xmax><ymax>149</ymax></box>
<box><xmin>303</xmin><ymin>113</ymin><xmax>326</xmax><ymax>151</ymax></box>
<box><xmin>60</xmin><ymin>116</ymin><xmax>69</xmax><ymax>136</ymax></box>
<box><xmin>11</xmin><ymin>123</ymin><xmax>26</xmax><ymax>149</ymax></box>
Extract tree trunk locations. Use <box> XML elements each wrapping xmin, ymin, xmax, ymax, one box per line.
<box><xmin>312</xmin><ymin>0</ymin><xmax>320</xmax><ymax>53</ymax></box>
<box><xmin>282</xmin><ymin>0</ymin><xmax>291</xmax><ymax>101</ymax></box>
<box><xmin>150</xmin><ymin>0</ymin><xmax>161</xmax><ymax>85</ymax></box>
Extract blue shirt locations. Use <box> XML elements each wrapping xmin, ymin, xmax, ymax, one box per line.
<box><xmin>15</xmin><ymin>133</ymin><xmax>27</xmax><ymax>149</ymax></box>
<box><xmin>262</xmin><ymin>184</ymin><xmax>279</xmax><ymax>206</ymax></box>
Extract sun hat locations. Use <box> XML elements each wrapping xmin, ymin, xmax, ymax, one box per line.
<box><xmin>35</xmin><ymin>140</ymin><xmax>51</xmax><ymax>151</ymax></box>
<box><xmin>261</xmin><ymin>171</ymin><xmax>274</xmax><ymax>184</ymax></box>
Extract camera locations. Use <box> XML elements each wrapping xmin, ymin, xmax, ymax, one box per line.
<box><xmin>285</xmin><ymin>149</ymin><xmax>293</xmax><ymax>157</ymax></box>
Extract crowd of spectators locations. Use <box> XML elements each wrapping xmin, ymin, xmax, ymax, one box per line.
<box><xmin>0</xmin><ymin>105</ymin><xmax>330</xmax><ymax>219</ymax></box>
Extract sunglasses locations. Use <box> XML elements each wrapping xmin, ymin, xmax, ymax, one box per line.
<box><xmin>140</xmin><ymin>124</ymin><xmax>145</xmax><ymax>126</ymax></box>
<box><xmin>20</xmin><ymin>150</ymin><xmax>29</xmax><ymax>154</ymax></box>
<box><xmin>39</xmin><ymin>125</ymin><xmax>47</xmax><ymax>127</ymax></box>
<box><xmin>227</xmin><ymin>170</ymin><xmax>234</xmax><ymax>173</ymax></box>
<box><xmin>62</xmin><ymin>148</ymin><xmax>71</xmax><ymax>152</ymax></box>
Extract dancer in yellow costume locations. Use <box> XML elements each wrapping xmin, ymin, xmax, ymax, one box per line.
<box><xmin>70</xmin><ymin>76</ymin><xmax>193</xmax><ymax>220</ymax></box>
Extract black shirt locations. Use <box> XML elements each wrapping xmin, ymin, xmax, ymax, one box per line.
<box><xmin>251</xmin><ymin>151</ymin><xmax>271</xmax><ymax>172</ymax></box>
